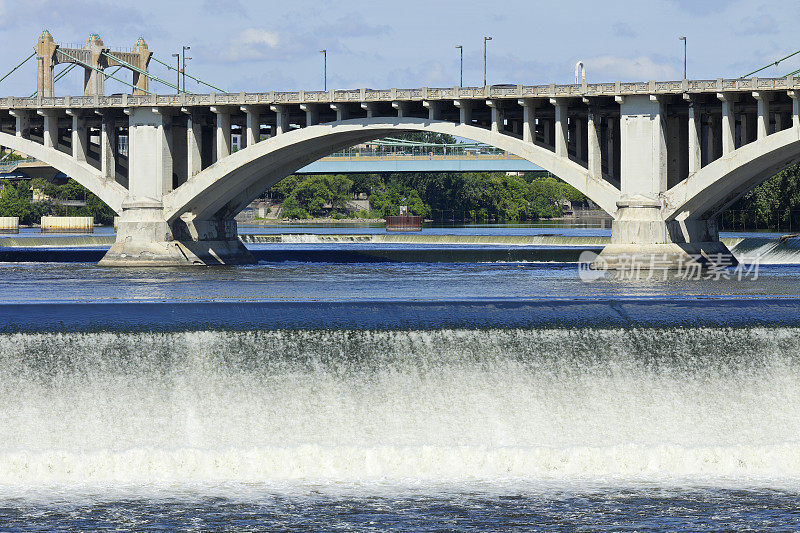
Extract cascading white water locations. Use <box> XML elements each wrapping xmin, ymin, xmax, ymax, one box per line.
<box><xmin>1</xmin><ymin>328</ymin><xmax>800</xmax><ymax>490</ymax></box>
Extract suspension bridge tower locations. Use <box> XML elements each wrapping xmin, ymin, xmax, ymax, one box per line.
<box><xmin>34</xmin><ymin>31</ymin><xmax>152</xmax><ymax>98</ymax></box>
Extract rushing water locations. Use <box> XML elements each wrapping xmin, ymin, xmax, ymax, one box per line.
<box><xmin>1</xmin><ymin>327</ymin><xmax>800</xmax><ymax>529</ymax></box>
<box><xmin>2</xmin><ymin>228</ymin><xmax>800</xmax><ymax>530</ymax></box>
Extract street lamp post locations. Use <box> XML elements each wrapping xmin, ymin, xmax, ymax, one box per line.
<box><xmin>320</xmin><ymin>49</ymin><xmax>327</xmax><ymax>91</ymax></box>
<box><xmin>171</xmin><ymin>53</ymin><xmax>180</xmax><ymax>94</ymax></box>
<box><xmin>455</xmin><ymin>45</ymin><xmax>463</xmax><ymax>87</ymax></box>
<box><xmin>679</xmin><ymin>36</ymin><xmax>687</xmax><ymax>79</ymax></box>
<box><xmin>181</xmin><ymin>46</ymin><xmax>191</xmax><ymax>93</ymax></box>
<box><xmin>483</xmin><ymin>36</ymin><xmax>492</xmax><ymax>86</ymax></box>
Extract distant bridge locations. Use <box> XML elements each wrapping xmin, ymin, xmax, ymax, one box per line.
<box><xmin>1</xmin><ymin>31</ymin><xmax>799</xmax><ymax>268</ymax></box>
<box><xmin>0</xmin><ymin>141</ymin><xmax>545</xmax><ymax>176</ymax></box>
<box><xmin>297</xmin><ymin>153</ymin><xmax>543</xmax><ymax>173</ymax></box>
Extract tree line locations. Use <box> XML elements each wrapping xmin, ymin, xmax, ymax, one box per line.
<box><xmin>267</xmin><ymin>171</ymin><xmax>589</xmax><ymax>221</ymax></box>
<box><xmin>0</xmin><ymin>178</ymin><xmax>115</xmax><ymax>225</ymax></box>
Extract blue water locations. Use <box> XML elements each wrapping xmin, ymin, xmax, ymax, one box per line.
<box><xmin>2</xmin><ymin>227</ymin><xmax>800</xmax><ymax>531</ymax></box>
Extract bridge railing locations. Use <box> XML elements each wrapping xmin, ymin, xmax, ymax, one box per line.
<box><xmin>2</xmin><ymin>77</ymin><xmax>798</xmax><ymax>109</ymax></box>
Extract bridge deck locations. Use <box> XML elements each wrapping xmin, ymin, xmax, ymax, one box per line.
<box><xmin>0</xmin><ymin>77</ymin><xmax>796</xmax><ymax>109</ymax></box>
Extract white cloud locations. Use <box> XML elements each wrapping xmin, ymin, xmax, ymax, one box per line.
<box><xmin>585</xmin><ymin>55</ymin><xmax>678</xmax><ymax>81</ymax></box>
<box><xmin>223</xmin><ymin>28</ymin><xmax>280</xmax><ymax>61</ymax></box>
<box><xmin>239</xmin><ymin>28</ymin><xmax>279</xmax><ymax>47</ymax></box>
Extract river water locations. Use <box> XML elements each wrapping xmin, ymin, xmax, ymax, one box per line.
<box><xmin>1</xmin><ymin>225</ymin><xmax>800</xmax><ymax>530</ymax></box>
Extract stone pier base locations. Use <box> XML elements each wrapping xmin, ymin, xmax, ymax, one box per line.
<box><xmin>98</xmin><ymin>205</ymin><xmax>256</xmax><ymax>266</ymax></box>
<box><xmin>99</xmin><ymin>238</ymin><xmax>255</xmax><ymax>266</ymax></box>
<box><xmin>592</xmin><ymin>241</ymin><xmax>737</xmax><ymax>271</ymax></box>
<box><xmin>592</xmin><ymin>200</ymin><xmax>738</xmax><ymax>271</ymax></box>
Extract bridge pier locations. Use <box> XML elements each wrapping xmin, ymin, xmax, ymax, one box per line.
<box><xmin>98</xmin><ymin>106</ymin><xmax>254</xmax><ymax>266</ymax></box>
<box><xmin>593</xmin><ymin>198</ymin><xmax>735</xmax><ymax>270</ymax></box>
<box><xmin>99</xmin><ymin>201</ymin><xmax>254</xmax><ymax>266</ymax></box>
<box><xmin>592</xmin><ymin>94</ymin><xmax>737</xmax><ymax>271</ymax></box>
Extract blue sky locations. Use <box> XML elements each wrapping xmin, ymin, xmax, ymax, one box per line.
<box><xmin>1</xmin><ymin>0</ymin><xmax>799</xmax><ymax>96</ymax></box>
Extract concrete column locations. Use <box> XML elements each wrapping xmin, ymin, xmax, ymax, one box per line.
<box><xmin>38</xmin><ymin>110</ymin><xmax>58</xmax><ymax>148</ymax></box>
<box><xmin>269</xmin><ymin>105</ymin><xmax>289</xmax><ymax>134</ymax></box>
<box><xmin>330</xmin><ymin>103</ymin><xmax>349</xmax><ymax>121</ymax></box>
<box><xmin>454</xmin><ymin>100</ymin><xmax>472</xmax><ymax>124</ymax></box>
<box><xmin>754</xmin><ymin>91</ymin><xmax>770</xmax><ymax>140</ymax></box>
<box><xmin>543</xmin><ymin>119</ymin><xmax>552</xmax><ymax>147</ymax></box>
<box><xmin>361</xmin><ymin>102</ymin><xmax>379</xmax><ymax>118</ymax></box>
<box><xmin>574</xmin><ymin>118</ymin><xmax>584</xmax><ymax>160</ymax></box>
<box><xmin>775</xmin><ymin>112</ymin><xmax>784</xmax><ymax>132</ymax></box>
<box><xmin>183</xmin><ymin>109</ymin><xmax>202</xmax><ymax>178</ymax></box>
<box><xmin>67</xmin><ymin>110</ymin><xmax>88</xmax><ymax>162</ymax></box>
<box><xmin>210</xmin><ymin>106</ymin><xmax>231</xmax><ymax>161</ymax></box>
<box><xmin>100</xmin><ymin>113</ymin><xmax>116</xmax><ymax>181</ymax></box>
<box><xmin>300</xmin><ymin>104</ymin><xmax>319</xmax><ymax>126</ymax></box>
<box><xmin>740</xmin><ymin>113</ymin><xmax>749</xmax><ymax>145</ymax></box>
<box><xmin>423</xmin><ymin>101</ymin><xmax>441</xmax><ymax>120</ymax></box>
<box><xmin>518</xmin><ymin>99</ymin><xmax>536</xmax><ymax>144</ymax></box>
<box><xmin>127</xmin><ymin>107</ymin><xmax>173</xmax><ymax>198</ymax></box>
<box><xmin>687</xmin><ymin>103</ymin><xmax>701</xmax><ymax>173</ymax></box>
<box><xmin>392</xmin><ymin>101</ymin><xmax>409</xmax><ymax>118</ymax></box>
<box><xmin>790</xmin><ymin>91</ymin><xmax>800</xmax><ymax>129</ymax></box>
<box><xmin>587</xmin><ymin>107</ymin><xmax>601</xmax><ymax>178</ymax></box>
<box><xmin>10</xmin><ymin>110</ymin><xmax>30</xmax><ymax>138</ymax></box>
<box><xmin>619</xmin><ymin>94</ymin><xmax>667</xmax><ymax>197</ymax></box>
<box><xmin>241</xmin><ymin>106</ymin><xmax>261</xmax><ymax>146</ymax></box>
<box><xmin>717</xmin><ymin>93</ymin><xmax>736</xmax><ymax>155</ymax></box>
<box><xmin>550</xmin><ymin>98</ymin><xmax>568</xmax><ymax>157</ymax></box>
<box><xmin>705</xmin><ymin>116</ymin><xmax>716</xmax><ymax>164</ymax></box>
<box><xmin>487</xmin><ymin>100</ymin><xmax>504</xmax><ymax>133</ymax></box>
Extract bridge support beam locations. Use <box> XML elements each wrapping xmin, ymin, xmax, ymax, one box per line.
<box><xmin>586</xmin><ymin>105</ymin><xmax>601</xmax><ymax>179</ymax></box>
<box><xmin>67</xmin><ymin>110</ymin><xmax>88</xmax><ymax>162</ymax></box>
<box><xmin>183</xmin><ymin>109</ymin><xmax>203</xmax><ymax>179</ymax></box>
<box><xmin>594</xmin><ymin>95</ymin><xmax>736</xmax><ymax>270</ymax></box>
<box><xmin>100</xmin><ymin>112</ymin><xmax>116</xmax><ymax>181</ymax></box>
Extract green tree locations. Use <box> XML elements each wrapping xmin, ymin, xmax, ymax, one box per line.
<box><xmin>290</xmin><ymin>174</ymin><xmax>353</xmax><ymax>217</ymax></box>
<box><xmin>369</xmin><ymin>184</ymin><xmax>428</xmax><ymax>217</ymax></box>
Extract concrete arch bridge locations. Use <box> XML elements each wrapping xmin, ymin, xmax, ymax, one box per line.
<box><xmin>0</xmin><ymin>77</ymin><xmax>798</xmax><ymax>266</ymax></box>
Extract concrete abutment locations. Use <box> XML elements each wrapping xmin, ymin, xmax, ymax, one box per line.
<box><xmin>593</xmin><ymin>198</ymin><xmax>736</xmax><ymax>270</ymax></box>
<box><xmin>99</xmin><ymin>204</ymin><xmax>254</xmax><ymax>266</ymax></box>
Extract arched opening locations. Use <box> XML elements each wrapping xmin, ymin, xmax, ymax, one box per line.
<box><xmin>0</xmin><ymin>131</ymin><xmax>126</xmax><ymax>214</ymax></box>
<box><xmin>163</xmin><ymin>118</ymin><xmax>621</xmax><ymax>224</ymax></box>
<box><xmin>665</xmin><ymin>128</ymin><xmax>800</xmax><ymax>222</ymax></box>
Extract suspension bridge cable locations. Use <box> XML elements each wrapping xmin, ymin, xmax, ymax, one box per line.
<box><xmin>102</xmin><ymin>51</ymin><xmax>188</xmax><ymax>93</ymax></box>
<box><xmin>54</xmin><ymin>63</ymin><xmax>77</xmax><ymax>82</ymax></box>
<box><xmin>784</xmin><ymin>66</ymin><xmax>800</xmax><ymax>77</ymax></box>
<box><xmin>741</xmin><ymin>49</ymin><xmax>800</xmax><ymax>78</ymax></box>
<box><xmin>151</xmin><ymin>55</ymin><xmax>228</xmax><ymax>93</ymax></box>
<box><xmin>0</xmin><ymin>51</ymin><xmax>36</xmax><ymax>85</ymax></box>
<box><xmin>104</xmin><ymin>65</ymin><xmax>123</xmax><ymax>79</ymax></box>
<box><xmin>56</xmin><ymin>48</ymin><xmax>152</xmax><ymax>94</ymax></box>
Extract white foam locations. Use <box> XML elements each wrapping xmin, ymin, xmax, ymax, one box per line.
<box><xmin>0</xmin><ymin>328</ymin><xmax>799</xmax><ymax>490</ymax></box>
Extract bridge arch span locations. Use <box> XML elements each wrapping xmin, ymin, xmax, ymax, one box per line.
<box><xmin>665</xmin><ymin>127</ymin><xmax>800</xmax><ymax>221</ymax></box>
<box><xmin>0</xmin><ymin>131</ymin><xmax>127</xmax><ymax>213</ymax></box>
<box><xmin>162</xmin><ymin>117</ymin><xmax>621</xmax><ymax>223</ymax></box>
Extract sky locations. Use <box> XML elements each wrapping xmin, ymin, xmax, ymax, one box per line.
<box><xmin>0</xmin><ymin>0</ymin><xmax>799</xmax><ymax>96</ymax></box>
